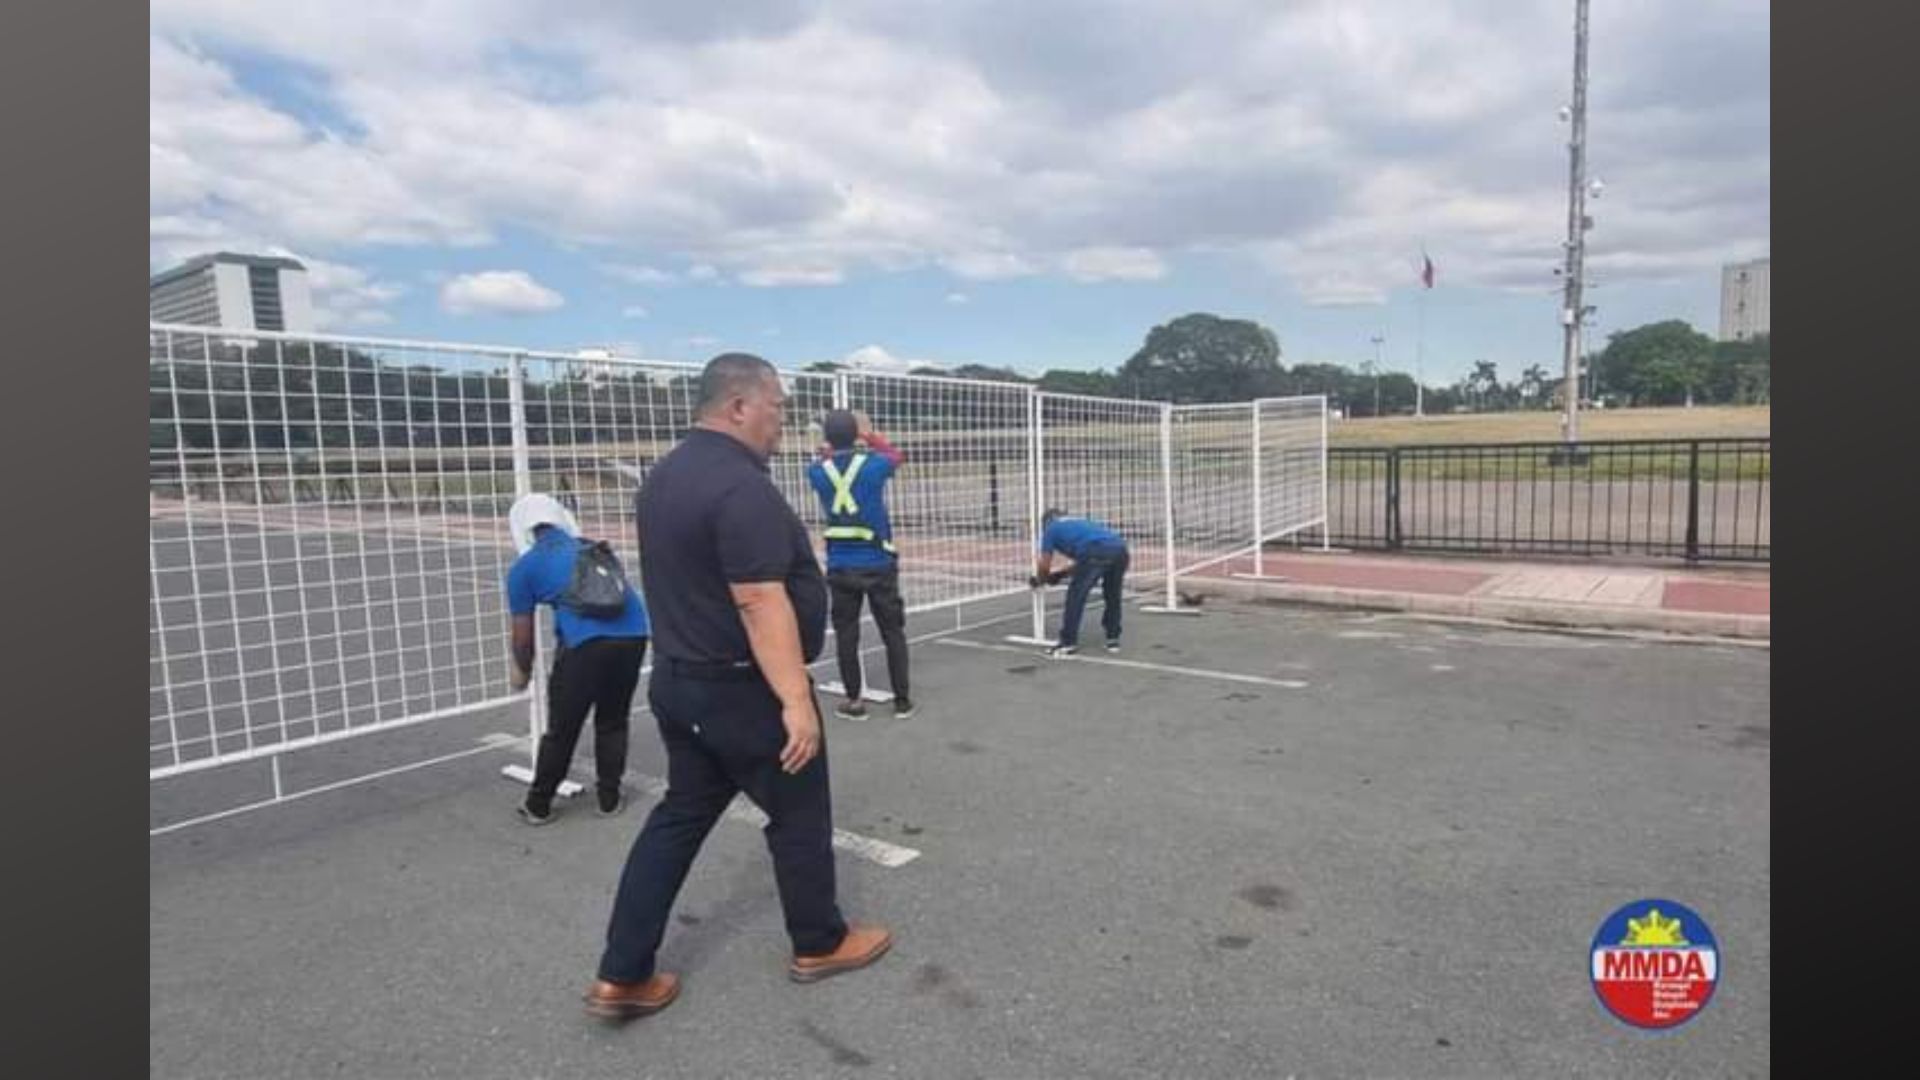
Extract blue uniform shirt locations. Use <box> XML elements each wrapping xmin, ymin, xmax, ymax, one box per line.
<box><xmin>1040</xmin><ymin>516</ymin><xmax>1126</xmax><ymax>560</ymax></box>
<box><xmin>506</xmin><ymin>528</ymin><xmax>649</xmax><ymax>648</ymax></box>
<box><xmin>807</xmin><ymin>450</ymin><xmax>899</xmax><ymax>571</ymax></box>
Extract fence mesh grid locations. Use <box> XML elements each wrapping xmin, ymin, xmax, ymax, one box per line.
<box><xmin>840</xmin><ymin>373</ymin><xmax>1033</xmax><ymax>612</ymax></box>
<box><xmin>1035</xmin><ymin>393</ymin><xmax>1169</xmax><ymax>594</ymax></box>
<box><xmin>1256</xmin><ymin>395</ymin><xmax>1330</xmax><ymax>546</ymax></box>
<box><xmin>1170</xmin><ymin>403</ymin><xmax>1257</xmax><ymax>578</ymax></box>
<box><xmin>151</xmin><ymin>326</ymin><xmax>1341</xmax><ymax>779</ymax></box>
<box><xmin>150</xmin><ymin>328</ymin><xmax>524</xmax><ymax>777</ymax></box>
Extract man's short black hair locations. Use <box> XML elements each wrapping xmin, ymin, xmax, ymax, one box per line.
<box><xmin>696</xmin><ymin>353</ymin><xmax>779</xmax><ymax>417</ymax></box>
<box><xmin>822</xmin><ymin>409</ymin><xmax>859</xmax><ymax>449</ymax></box>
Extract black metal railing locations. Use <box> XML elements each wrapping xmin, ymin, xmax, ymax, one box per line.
<box><xmin>1325</xmin><ymin>438</ymin><xmax>1769</xmax><ymax>563</ymax></box>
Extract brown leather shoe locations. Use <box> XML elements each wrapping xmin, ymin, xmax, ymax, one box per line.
<box><xmin>789</xmin><ymin>924</ymin><xmax>894</xmax><ymax>984</ymax></box>
<box><xmin>582</xmin><ymin>973</ymin><xmax>680</xmax><ymax>1019</ymax></box>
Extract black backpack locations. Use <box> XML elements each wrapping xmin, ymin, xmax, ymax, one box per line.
<box><xmin>558</xmin><ymin>539</ymin><xmax>633</xmax><ymax>619</ymax></box>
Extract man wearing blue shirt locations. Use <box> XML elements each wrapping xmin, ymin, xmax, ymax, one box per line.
<box><xmin>1030</xmin><ymin>508</ymin><xmax>1130</xmax><ymax>657</ymax></box>
<box><xmin>506</xmin><ymin>493</ymin><xmax>650</xmax><ymax>825</ymax></box>
<box><xmin>806</xmin><ymin>409</ymin><xmax>914</xmax><ymax>721</ymax></box>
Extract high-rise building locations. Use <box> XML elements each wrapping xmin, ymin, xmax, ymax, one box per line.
<box><xmin>1718</xmin><ymin>257</ymin><xmax>1770</xmax><ymax>342</ymax></box>
<box><xmin>150</xmin><ymin>252</ymin><xmax>315</xmax><ymax>332</ymax></box>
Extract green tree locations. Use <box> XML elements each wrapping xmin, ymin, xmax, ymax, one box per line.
<box><xmin>1707</xmin><ymin>334</ymin><xmax>1770</xmax><ymax>405</ymax></box>
<box><xmin>1517</xmin><ymin>364</ymin><xmax>1551</xmax><ymax>408</ymax></box>
<box><xmin>1038</xmin><ymin>368</ymin><xmax>1121</xmax><ymax>396</ymax></box>
<box><xmin>1118</xmin><ymin>313</ymin><xmax>1282</xmax><ymax>403</ymax></box>
<box><xmin>1461</xmin><ymin>360</ymin><xmax>1502</xmax><ymax>411</ymax></box>
<box><xmin>948</xmin><ymin>363</ymin><xmax>1032</xmax><ymax>384</ymax></box>
<box><xmin>1598</xmin><ymin>320</ymin><xmax>1715</xmax><ymax>406</ymax></box>
<box><xmin>1377</xmin><ymin>372</ymin><xmax>1419</xmax><ymax>414</ymax></box>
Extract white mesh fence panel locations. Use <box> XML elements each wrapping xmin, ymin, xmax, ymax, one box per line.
<box><xmin>150</xmin><ymin>326</ymin><xmax>527</xmax><ymax>778</ymax></box>
<box><xmin>1254</xmin><ymin>395</ymin><xmax>1330</xmax><ymax>552</ymax></box>
<box><xmin>1027</xmin><ymin>393</ymin><xmax>1170</xmax><ymax>636</ymax></box>
<box><xmin>838</xmin><ymin>373</ymin><xmax>1034</xmax><ymax>612</ymax></box>
<box><xmin>515</xmin><ymin>353</ymin><xmax>704</xmax><ymax>564</ymax></box>
<box><xmin>152</xmin><ymin>321</ymin><xmax>1312</xmax><ymax>786</ymax></box>
<box><xmin>1169</xmin><ymin>403</ymin><xmax>1257</xmax><ymax>579</ymax></box>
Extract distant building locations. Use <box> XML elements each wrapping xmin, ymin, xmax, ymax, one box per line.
<box><xmin>150</xmin><ymin>252</ymin><xmax>315</xmax><ymax>332</ymax></box>
<box><xmin>1718</xmin><ymin>257</ymin><xmax>1769</xmax><ymax>342</ymax></box>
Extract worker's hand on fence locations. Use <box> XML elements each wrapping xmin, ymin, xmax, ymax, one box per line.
<box><xmin>853</xmin><ymin>410</ymin><xmax>874</xmax><ymax>438</ymax></box>
<box><xmin>509</xmin><ymin>667</ymin><xmax>530</xmax><ymax>692</ymax></box>
<box><xmin>1027</xmin><ymin>574</ymin><xmax>1045</xmax><ymax>589</ymax></box>
<box><xmin>778</xmin><ymin>700</ymin><xmax>822</xmax><ymax>774</ymax></box>
<box><xmin>1047</xmin><ymin>569</ymin><xmax>1071</xmax><ymax>586</ymax></box>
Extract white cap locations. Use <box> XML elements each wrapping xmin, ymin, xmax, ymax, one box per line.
<box><xmin>508</xmin><ymin>493</ymin><xmax>580</xmax><ymax>554</ymax></box>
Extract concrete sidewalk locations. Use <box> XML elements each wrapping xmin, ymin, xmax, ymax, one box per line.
<box><xmin>1185</xmin><ymin>550</ymin><xmax>1770</xmax><ymax>641</ymax></box>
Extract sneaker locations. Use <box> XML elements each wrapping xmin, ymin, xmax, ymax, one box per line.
<box><xmin>789</xmin><ymin>924</ymin><xmax>894</xmax><ymax>984</ymax></box>
<box><xmin>583</xmin><ymin>973</ymin><xmax>681</xmax><ymax>1019</ymax></box>
<box><xmin>597</xmin><ymin>787</ymin><xmax>627</xmax><ymax>817</ymax></box>
<box><xmin>1046</xmin><ymin>644</ymin><xmax>1079</xmax><ymax>658</ymax></box>
<box><xmin>892</xmin><ymin>698</ymin><xmax>917</xmax><ymax>720</ymax></box>
<box><xmin>1105</xmin><ymin>639</ymin><xmax>1121</xmax><ymax>653</ymax></box>
<box><xmin>835</xmin><ymin>699</ymin><xmax>870</xmax><ymax>721</ymax></box>
<box><xmin>516</xmin><ymin>801</ymin><xmax>556</xmax><ymax>827</ymax></box>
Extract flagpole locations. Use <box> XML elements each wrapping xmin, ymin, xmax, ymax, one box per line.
<box><xmin>1416</xmin><ymin>248</ymin><xmax>1429</xmax><ymax>418</ymax></box>
<box><xmin>1416</xmin><ymin>286</ymin><xmax>1426</xmax><ymax>418</ymax></box>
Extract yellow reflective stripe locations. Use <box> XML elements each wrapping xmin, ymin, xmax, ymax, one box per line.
<box><xmin>824</xmin><ymin>525</ymin><xmax>875</xmax><ymax>541</ymax></box>
<box><xmin>820</xmin><ymin>453</ymin><xmax>867</xmax><ymax>515</ymax></box>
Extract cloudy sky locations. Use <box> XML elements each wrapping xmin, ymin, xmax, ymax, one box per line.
<box><xmin>150</xmin><ymin>0</ymin><xmax>1768</xmax><ymax>383</ymax></box>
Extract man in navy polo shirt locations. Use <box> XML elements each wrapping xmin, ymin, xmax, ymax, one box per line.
<box><xmin>583</xmin><ymin>353</ymin><xmax>892</xmax><ymax>1021</ymax></box>
<box><xmin>505</xmin><ymin>493</ymin><xmax>650</xmax><ymax>825</ymax></box>
<box><xmin>807</xmin><ymin>408</ymin><xmax>913</xmax><ymax>721</ymax></box>
<box><xmin>1030</xmin><ymin>507</ymin><xmax>1130</xmax><ymax>657</ymax></box>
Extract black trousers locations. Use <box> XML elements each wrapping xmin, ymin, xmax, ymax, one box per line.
<box><xmin>1057</xmin><ymin>545</ymin><xmax>1129</xmax><ymax>647</ymax></box>
<box><xmin>828</xmin><ymin>565</ymin><xmax>910</xmax><ymax>701</ymax></box>
<box><xmin>598</xmin><ymin>660</ymin><xmax>848</xmax><ymax>982</ymax></box>
<box><xmin>527</xmin><ymin>637</ymin><xmax>646</xmax><ymax>810</ymax></box>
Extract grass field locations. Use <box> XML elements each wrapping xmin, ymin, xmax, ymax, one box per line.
<box><xmin>1329</xmin><ymin>405</ymin><xmax>1771</xmax><ymax>447</ymax></box>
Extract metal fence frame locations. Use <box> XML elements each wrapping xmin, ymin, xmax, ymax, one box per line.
<box><xmin>1322</xmin><ymin>438</ymin><xmax>1771</xmax><ymax>562</ymax></box>
<box><xmin>154</xmin><ymin>322</ymin><xmax>1764</xmax><ymax>825</ymax></box>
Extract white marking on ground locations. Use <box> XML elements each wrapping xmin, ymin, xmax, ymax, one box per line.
<box><xmin>934</xmin><ymin>637</ymin><xmax>1309</xmax><ymax>689</ymax></box>
<box><xmin>150</xmin><ymin>739</ymin><xmax>509</xmax><ymax>838</ymax></box>
<box><xmin>1337</xmin><ymin>630</ymin><xmax>1405</xmax><ymax>640</ymax></box>
<box><xmin>480</xmin><ymin>733</ymin><xmax>920</xmax><ymax>868</ymax></box>
<box><xmin>1430</xmin><ymin>664</ymin><xmax>1457</xmax><ymax>673</ymax></box>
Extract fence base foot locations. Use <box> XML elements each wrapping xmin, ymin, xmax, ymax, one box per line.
<box><xmin>1231</xmin><ymin>572</ymin><xmax>1291</xmax><ymax>582</ymax></box>
<box><xmin>817</xmin><ymin>681</ymin><xmax>894</xmax><ymax>704</ymax></box>
<box><xmin>1139</xmin><ymin>604</ymin><xmax>1203</xmax><ymax>616</ymax></box>
<box><xmin>501</xmin><ymin>764</ymin><xmax>583</xmax><ymax>798</ymax></box>
<box><xmin>1003</xmin><ymin>635</ymin><xmax>1056</xmax><ymax>647</ymax></box>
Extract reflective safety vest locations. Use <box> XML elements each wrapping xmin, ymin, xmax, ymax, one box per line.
<box><xmin>819</xmin><ymin>452</ymin><xmax>896</xmax><ymax>555</ymax></box>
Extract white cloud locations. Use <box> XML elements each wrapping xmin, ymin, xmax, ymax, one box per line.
<box><xmin>439</xmin><ymin>270</ymin><xmax>565</xmax><ymax>315</ymax></box>
<box><xmin>602</xmin><ymin>263</ymin><xmax>676</xmax><ymax>285</ymax></box>
<box><xmin>684</xmin><ymin>334</ymin><xmax>722</xmax><ymax>347</ymax></box>
<box><xmin>738</xmin><ymin>264</ymin><xmax>844</xmax><ymax>287</ymax></box>
<box><xmin>945</xmin><ymin>291</ymin><xmax>969</xmax><ymax>305</ymax></box>
<box><xmin>840</xmin><ymin>344</ymin><xmax>945</xmax><ymax>374</ymax></box>
<box><xmin>1061</xmin><ymin>247</ymin><xmax>1167</xmax><ymax>283</ymax></box>
<box><xmin>149</xmin><ymin>1</ymin><xmax>1767</xmax><ymax>299</ymax></box>
<box><xmin>294</xmin><ymin>253</ymin><xmax>407</xmax><ymax>328</ymax></box>
<box><xmin>943</xmin><ymin>252</ymin><xmax>1038</xmax><ymax>281</ymax></box>
<box><xmin>621</xmin><ymin>304</ymin><xmax>650</xmax><ymax>318</ymax></box>
<box><xmin>148</xmin><ymin>36</ymin><xmax>487</xmax><ymax>258</ymax></box>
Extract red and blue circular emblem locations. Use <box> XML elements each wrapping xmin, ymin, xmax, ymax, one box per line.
<box><xmin>1590</xmin><ymin>899</ymin><xmax>1719</xmax><ymax>1030</ymax></box>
